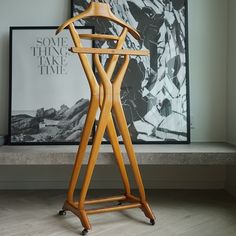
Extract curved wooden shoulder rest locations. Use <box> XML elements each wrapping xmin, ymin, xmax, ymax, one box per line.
<box><xmin>56</xmin><ymin>1</ymin><xmax>140</xmax><ymax>40</ymax></box>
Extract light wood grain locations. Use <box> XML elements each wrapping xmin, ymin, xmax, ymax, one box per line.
<box><xmin>70</xmin><ymin>47</ymin><xmax>150</xmax><ymax>55</ymax></box>
<box><xmin>79</xmin><ymin>34</ymin><xmax>119</xmax><ymax>40</ymax></box>
<box><xmin>0</xmin><ymin>190</ymin><xmax>235</xmax><ymax>236</ymax></box>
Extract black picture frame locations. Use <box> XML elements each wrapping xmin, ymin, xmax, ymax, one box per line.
<box><xmin>71</xmin><ymin>0</ymin><xmax>190</xmax><ymax>144</ymax></box>
<box><xmin>8</xmin><ymin>26</ymin><xmax>95</xmax><ymax>145</ymax></box>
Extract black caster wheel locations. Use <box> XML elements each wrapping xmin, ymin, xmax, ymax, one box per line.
<box><xmin>59</xmin><ymin>210</ymin><xmax>66</xmax><ymax>216</ymax></box>
<box><xmin>150</xmin><ymin>219</ymin><xmax>155</xmax><ymax>225</ymax></box>
<box><xmin>81</xmin><ymin>229</ymin><xmax>88</xmax><ymax>235</ymax></box>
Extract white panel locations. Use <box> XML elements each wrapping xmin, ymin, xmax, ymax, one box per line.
<box><xmin>227</xmin><ymin>0</ymin><xmax>236</xmax><ymax>145</ymax></box>
<box><xmin>188</xmin><ymin>0</ymin><xmax>227</xmax><ymax>141</ymax></box>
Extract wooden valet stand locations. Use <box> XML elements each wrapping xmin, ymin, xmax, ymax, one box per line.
<box><xmin>56</xmin><ymin>1</ymin><xmax>155</xmax><ymax>235</ymax></box>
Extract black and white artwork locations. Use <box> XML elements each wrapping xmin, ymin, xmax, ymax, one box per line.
<box><xmin>72</xmin><ymin>0</ymin><xmax>190</xmax><ymax>143</ymax></box>
<box><xmin>9</xmin><ymin>27</ymin><xmax>93</xmax><ymax>144</ymax></box>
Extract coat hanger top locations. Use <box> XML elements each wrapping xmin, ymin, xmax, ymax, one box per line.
<box><xmin>56</xmin><ymin>0</ymin><xmax>140</xmax><ymax>40</ymax></box>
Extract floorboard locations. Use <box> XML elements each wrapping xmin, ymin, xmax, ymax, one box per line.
<box><xmin>0</xmin><ymin>190</ymin><xmax>235</xmax><ymax>236</ymax></box>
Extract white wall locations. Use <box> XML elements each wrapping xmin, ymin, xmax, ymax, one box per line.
<box><xmin>226</xmin><ymin>0</ymin><xmax>236</xmax><ymax>197</ymax></box>
<box><xmin>188</xmin><ymin>0</ymin><xmax>227</xmax><ymax>141</ymax></box>
<box><xmin>0</xmin><ymin>0</ymin><xmax>229</xmax><ymax>142</ymax></box>
<box><xmin>227</xmin><ymin>0</ymin><xmax>236</xmax><ymax>145</ymax></box>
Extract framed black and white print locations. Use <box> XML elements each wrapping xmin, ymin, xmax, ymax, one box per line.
<box><xmin>72</xmin><ymin>0</ymin><xmax>190</xmax><ymax>144</ymax></box>
<box><xmin>9</xmin><ymin>26</ymin><xmax>94</xmax><ymax>144</ymax></box>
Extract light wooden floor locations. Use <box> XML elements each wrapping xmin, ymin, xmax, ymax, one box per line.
<box><xmin>0</xmin><ymin>190</ymin><xmax>236</xmax><ymax>236</ymax></box>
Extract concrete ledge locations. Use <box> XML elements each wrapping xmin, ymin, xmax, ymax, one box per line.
<box><xmin>0</xmin><ymin>142</ymin><xmax>236</xmax><ymax>165</ymax></box>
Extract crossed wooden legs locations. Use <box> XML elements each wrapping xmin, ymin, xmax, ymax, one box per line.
<box><xmin>60</xmin><ymin>54</ymin><xmax>155</xmax><ymax>232</ymax></box>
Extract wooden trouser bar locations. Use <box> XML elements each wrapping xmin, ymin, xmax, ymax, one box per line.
<box><xmin>65</xmin><ymin>194</ymin><xmax>142</xmax><ymax>216</ymax></box>
<box><xmin>86</xmin><ymin>203</ymin><xmax>142</xmax><ymax>215</ymax></box>
<box><xmin>73</xmin><ymin>194</ymin><xmax>141</xmax><ymax>206</ymax></box>
<box><xmin>60</xmin><ymin>23</ymin><xmax>155</xmax><ymax>231</ymax></box>
<box><xmin>84</xmin><ymin>195</ymin><xmax>126</xmax><ymax>205</ymax></box>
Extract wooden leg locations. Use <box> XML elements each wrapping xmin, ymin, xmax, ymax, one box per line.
<box><xmin>67</xmin><ymin>96</ymin><xmax>99</xmax><ymax>204</ymax></box>
<box><xmin>113</xmin><ymin>100</ymin><xmax>145</xmax><ymax>199</ymax></box>
<box><xmin>106</xmin><ymin>114</ymin><xmax>131</xmax><ymax>195</ymax></box>
<box><xmin>113</xmin><ymin>98</ymin><xmax>155</xmax><ymax>221</ymax></box>
<box><xmin>99</xmin><ymin>84</ymin><xmax>131</xmax><ymax>195</ymax></box>
<box><xmin>62</xmin><ymin>201</ymin><xmax>91</xmax><ymax>230</ymax></box>
<box><xmin>78</xmin><ymin>104</ymin><xmax>110</xmax><ymax>206</ymax></box>
<box><xmin>66</xmin><ymin>23</ymin><xmax>100</xmax><ymax>205</ymax></box>
<box><xmin>112</xmin><ymin>56</ymin><xmax>155</xmax><ymax>221</ymax></box>
<box><xmin>77</xmin><ymin>55</ymin><xmax>113</xmax><ymax>229</ymax></box>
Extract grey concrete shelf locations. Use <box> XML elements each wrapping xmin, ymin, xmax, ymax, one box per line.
<box><xmin>0</xmin><ymin>142</ymin><xmax>236</xmax><ymax>166</ymax></box>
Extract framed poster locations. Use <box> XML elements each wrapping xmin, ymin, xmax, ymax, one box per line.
<box><xmin>9</xmin><ymin>26</ymin><xmax>94</xmax><ymax>144</ymax></box>
<box><xmin>71</xmin><ymin>0</ymin><xmax>190</xmax><ymax>144</ymax></box>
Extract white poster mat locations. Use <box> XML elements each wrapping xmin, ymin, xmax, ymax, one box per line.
<box><xmin>11</xmin><ymin>28</ymin><xmax>92</xmax><ymax>113</ymax></box>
